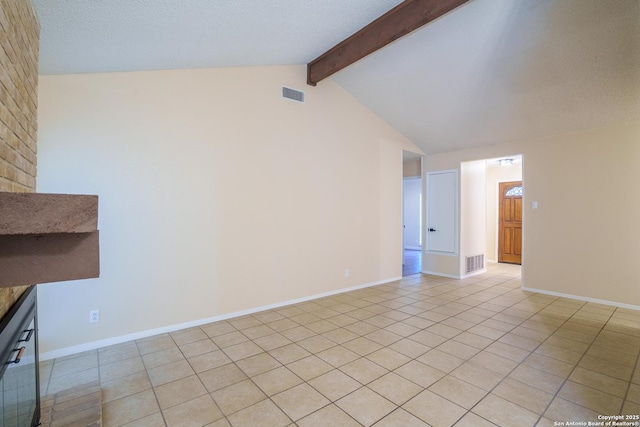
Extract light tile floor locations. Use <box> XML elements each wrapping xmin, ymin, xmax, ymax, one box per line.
<box><xmin>39</xmin><ymin>263</ymin><xmax>640</xmax><ymax>426</ymax></box>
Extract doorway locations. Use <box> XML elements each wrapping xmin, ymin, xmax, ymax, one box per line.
<box><xmin>402</xmin><ymin>152</ymin><xmax>422</xmax><ymax>276</ymax></box>
<box><xmin>484</xmin><ymin>156</ymin><xmax>523</xmax><ymax>264</ymax></box>
<box><xmin>403</xmin><ymin>177</ymin><xmax>422</xmax><ymax>275</ymax></box>
<box><xmin>498</xmin><ymin>181</ymin><xmax>523</xmax><ymax>264</ymax></box>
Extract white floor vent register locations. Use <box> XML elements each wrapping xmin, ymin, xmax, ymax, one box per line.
<box><xmin>465</xmin><ymin>254</ymin><xmax>484</xmax><ymax>274</ymax></box>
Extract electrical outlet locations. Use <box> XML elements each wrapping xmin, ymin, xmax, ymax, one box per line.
<box><xmin>344</xmin><ymin>269</ymin><xmax>350</xmax><ymax>278</ymax></box>
<box><xmin>89</xmin><ymin>310</ymin><xmax>99</xmax><ymax>323</ymax></box>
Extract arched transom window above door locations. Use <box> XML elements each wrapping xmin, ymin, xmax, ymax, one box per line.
<box><xmin>505</xmin><ymin>186</ymin><xmax>523</xmax><ymax>197</ymax></box>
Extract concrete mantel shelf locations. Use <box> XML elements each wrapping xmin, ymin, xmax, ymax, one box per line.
<box><xmin>0</xmin><ymin>192</ymin><xmax>98</xmax><ymax>235</ymax></box>
<box><xmin>0</xmin><ymin>192</ymin><xmax>100</xmax><ymax>288</ymax></box>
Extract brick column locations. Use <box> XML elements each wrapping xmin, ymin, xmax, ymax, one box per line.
<box><xmin>0</xmin><ymin>0</ymin><xmax>40</xmax><ymax>316</ymax></box>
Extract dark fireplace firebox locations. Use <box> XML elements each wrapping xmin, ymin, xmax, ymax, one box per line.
<box><xmin>0</xmin><ymin>286</ymin><xmax>39</xmax><ymax>427</ymax></box>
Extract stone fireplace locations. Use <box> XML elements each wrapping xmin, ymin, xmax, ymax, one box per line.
<box><xmin>1</xmin><ymin>2</ymin><xmax>101</xmax><ymax>425</ymax></box>
<box><xmin>1</xmin><ymin>1</ymin><xmax>41</xmax><ymax>424</ymax></box>
<box><xmin>0</xmin><ymin>0</ymin><xmax>40</xmax><ymax>320</ymax></box>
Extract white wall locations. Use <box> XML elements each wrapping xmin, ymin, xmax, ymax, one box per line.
<box><xmin>36</xmin><ymin>65</ymin><xmax>422</xmax><ymax>356</ymax></box>
<box><xmin>460</xmin><ymin>160</ymin><xmax>487</xmax><ymax>275</ymax></box>
<box><xmin>403</xmin><ymin>178</ymin><xmax>421</xmax><ymax>249</ymax></box>
<box><xmin>423</xmin><ymin>120</ymin><xmax>640</xmax><ymax>309</ymax></box>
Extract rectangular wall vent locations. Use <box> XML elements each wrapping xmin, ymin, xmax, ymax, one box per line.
<box><xmin>465</xmin><ymin>254</ymin><xmax>484</xmax><ymax>274</ymax></box>
<box><xmin>282</xmin><ymin>86</ymin><xmax>305</xmax><ymax>103</ymax></box>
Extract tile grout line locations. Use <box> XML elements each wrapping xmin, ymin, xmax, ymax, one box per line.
<box><xmin>401</xmin><ymin>271</ymin><xmax>630</xmax><ymax>424</ymax></box>
<box><xmin>134</xmin><ymin>338</ymin><xmax>169</xmax><ymax>427</ymax></box>
<box><xmin>356</xmin><ymin>267</ymin><xmax>549</xmax><ymax>425</ymax></box>
<box><xmin>42</xmin><ymin>267</ymin><xmax>516</xmax><ymax>424</ymax></box>
<box><xmin>211</xmin><ymin>318</ymin><xmax>367</xmax><ymax>425</ymax></box>
<box><xmin>200</xmin><ymin>319</ymin><xmax>306</xmax><ymax>425</ymax></box>
<box><xmin>437</xmin><ymin>281</ymin><xmax>570</xmax><ymax>426</ymax></box>
<box><xmin>199</xmin><ymin>270</ymin><xmax>498</xmax><ymax>425</ymax></box>
<box><xmin>233</xmin><ymin>311</ymin><xmax>383</xmax><ymax>426</ymax></box>
<box><xmin>53</xmin><ymin>264</ymin><xmax>638</xmax><ymax>427</ymax></box>
<box><xmin>618</xmin><ymin>306</ymin><xmax>640</xmax><ymax>414</ymax></box>
<box><xmin>356</xmin><ymin>283</ymin><xmax>616</xmax><ymax>426</ymax></box>
<box><xmin>315</xmin><ymin>266</ymin><xmax>555</xmax><ymax>425</ymax></box>
<box><xmin>531</xmin><ymin>305</ymin><xmax>618</xmax><ymax>425</ymax></box>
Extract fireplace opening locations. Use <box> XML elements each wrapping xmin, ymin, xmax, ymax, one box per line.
<box><xmin>0</xmin><ymin>286</ymin><xmax>39</xmax><ymax>427</ymax></box>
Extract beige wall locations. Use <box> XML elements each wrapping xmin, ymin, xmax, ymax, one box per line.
<box><xmin>460</xmin><ymin>160</ymin><xmax>486</xmax><ymax>275</ymax></box>
<box><xmin>403</xmin><ymin>157</ymin><xmax>421</xmax><ymax>178</ymax></box>
<box><xmin>486</xmin><ymin>162</ymin><xmax>523</xmax><ymax>262</ymax></box>
<box><xmin>0</xmin><ymin>0</ymin><xmax>39</xmax><ymax>318</ymax></box>
<box><xmin>36</xmin><ymin>65</ymin><xmax>420</xmax><ymax>356</ymax></box>
<box><xmin>423</xmin><ymin>120</ymin><xmax>640</xmax><ymax>308</ymax></box>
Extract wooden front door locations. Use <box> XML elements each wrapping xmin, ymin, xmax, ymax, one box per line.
<box><xmin>498</xmin><ymin>181</ymin><xmax>522</xmax><ymax>264</ymax></box>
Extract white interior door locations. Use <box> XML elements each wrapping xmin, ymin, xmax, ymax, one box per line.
<box><xmin>427</xmin><ymin>170</ymin><xmax>457</xmax><ymax>253</ymax></box>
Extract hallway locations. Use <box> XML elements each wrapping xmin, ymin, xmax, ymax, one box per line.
<box><xmin>403</xmin><ymin>249</ymin><xmax>422</xmax><ymax>276</ymax></box>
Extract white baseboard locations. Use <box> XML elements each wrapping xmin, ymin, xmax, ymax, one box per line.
<box><xmin>461</xmin><ymin>268</ymin><xmax>487</xmax><ymax>279</ymax></box>
<box><xmin>404</xmin><ymin>246</ymin><xmax>422</xmax><ymax>251</ymax></box>
<box><xmin>521</xmin><ymin>287</ymin><xmax>640</xmax><ymax>312</ymax></box>
<box><xmin>39</xmin><ymin>276</ymin><xmax>403</xmax><ymax>361</ymax></box>
<box><xmin>421</xmin><ymin>270</ymin><xmax>461</xmax><ymax>279</ymax></box>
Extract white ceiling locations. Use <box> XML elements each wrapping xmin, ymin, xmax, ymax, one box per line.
<box><xmin>32</xmin><ymin>0</ymin><xmax>404</xmax><ymax>74</ymax></box>
<box><xmin>333</xmin><ymin>0</ymin><xmax>640</xmax><ymax>154</ymax></box>
<box><xmin>31</xmin><ymin>0</ymin><xmax>639</xmax><ymax>156</ymax></box>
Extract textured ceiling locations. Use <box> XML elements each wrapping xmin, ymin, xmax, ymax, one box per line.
<box><xmin>32</xmin><ymin>0</ymin><xmax>639</xmax><ymax>155</ymax></box>
<box><xmin>32</xmin><ymin>0</ymin><xmax>404</xmax><ymax>74</ymax></box>
<box><xmin>333</xmin><ymin>0</ymin><xmax>640</xmax><ymax>154</ymax></box>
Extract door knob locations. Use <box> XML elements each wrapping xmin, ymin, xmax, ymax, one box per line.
<box><xmin>429</xmin><ymin>228</ymin><xmax>436</xmax><ymax>232</ymax></box>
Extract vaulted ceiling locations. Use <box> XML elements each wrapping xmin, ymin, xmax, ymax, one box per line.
<box><xmin>31</xmin><ymin>0</ymin><xmax>640</xmax><ymax>155</ymax></box>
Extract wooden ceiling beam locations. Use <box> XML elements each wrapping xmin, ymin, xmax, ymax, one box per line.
<box><xmin>307</xmin><ymin>0</ymin><xmax>470</xmax><ymax>86</ymax></box>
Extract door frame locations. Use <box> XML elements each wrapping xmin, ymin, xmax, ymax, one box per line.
<box><xmin>425</xmin><ymin>169</ymin><xmax>459</xmax><ymax>256</ymax></box>
<box><xmin>498</xmin><ymin>180</ymin><xmax>523</xmax><ymax>264</ymax></box>
<box><xmin>401</xmin><ymin>152</ymin><xmax>424</xmax><ymax>274</ymax></box>
<box><xmin>488</xmin><ymin>157</ymin><xmax>524</xmax><ymax>263</ymax></box>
